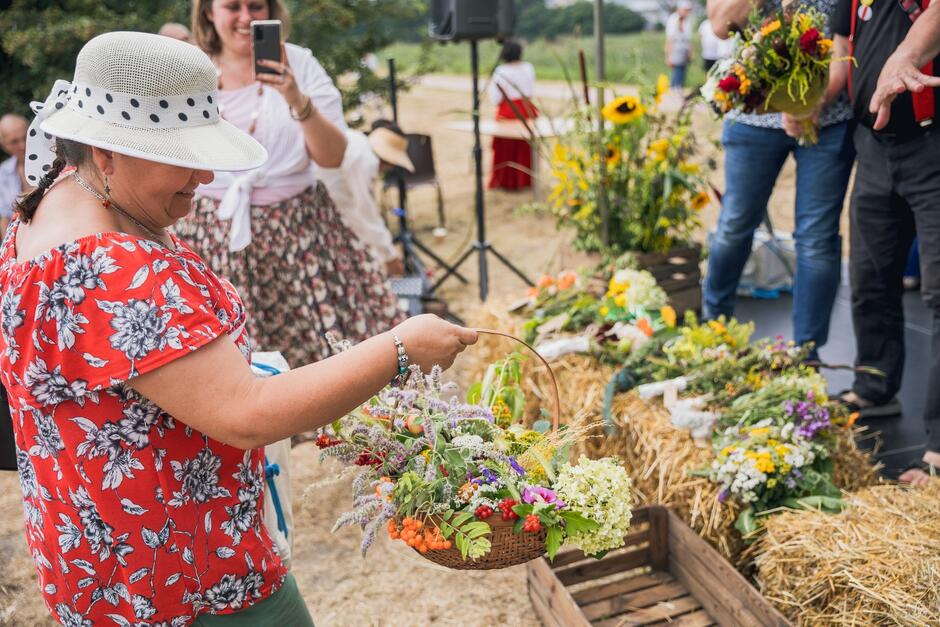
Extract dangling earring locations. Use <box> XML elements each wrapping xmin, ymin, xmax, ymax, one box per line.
<box><xmin>102</xmin><ymin>176</ymin><xmax>112</xmax><ymax>209</ymax></box>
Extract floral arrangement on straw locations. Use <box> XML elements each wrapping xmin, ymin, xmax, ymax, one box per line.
<box><xmin>604</xmin><ymin>316</ymin><xmax>857</xmax><ymax>535</ymax></box>
<box><xmin>701</xmin><ymin>6</ymin><xmax>840</xmax><ymax>142</ymax></box>
<box><xmin>548</xmin><ymin>76</ymin><xmax>711</xmax><ymax>254</ymax></box>
<box><xmin>320</xmin><ymin>357</ymin><xmax>634</xmax><ymax>563</ymax></box>
<box><xmin>520</xmin><ymin>263</ymin><xmax>678</xmax><ymax>363</ymax></box>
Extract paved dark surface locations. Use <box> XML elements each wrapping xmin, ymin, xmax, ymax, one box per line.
<box><xmin>736</xmin><ymin>285</ymin><xmax>930</xmax><ymax>479</ymax></box>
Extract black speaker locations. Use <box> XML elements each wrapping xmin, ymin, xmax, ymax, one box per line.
<box><xmin>429</xmin><ymin>0</ymin><xmax>514</xmax><ymax>42</ymax></box>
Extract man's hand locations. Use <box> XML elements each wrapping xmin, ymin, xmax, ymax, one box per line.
<box><xmin>782</xmin><ymin>107</ymin><xmax>821</xmax><ymax>139</ymax></box>
<box><xmin>870</xmin><ymin>48</ymin><xmax>940</xmax><ymax>129</ymax></box>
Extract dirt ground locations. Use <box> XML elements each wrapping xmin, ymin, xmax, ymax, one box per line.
<box><xmin>0</xmin><ymin>78</ymin><xmax>838</xmax><ymax>626</ymax></box>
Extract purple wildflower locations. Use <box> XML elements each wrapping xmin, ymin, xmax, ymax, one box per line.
<box><xmin>508</xmin><ymin>456</ymin><xmax>526</xmax><ymax>476</ymax></box>
<box><xmin>522</xmin><ymin>486</ymin><xmax>566</xmax><ymax>509</ymax></box>
<box><xmin>718</xmin><ymin>489</ymin><xmax>729</xmax><ymax>503</ymax></box>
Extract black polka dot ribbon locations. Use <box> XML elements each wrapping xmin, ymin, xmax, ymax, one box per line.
<box><xmin>24</xmin><ymin>78</ymin><xmax>221</xmax><ymax>184</ymax></box>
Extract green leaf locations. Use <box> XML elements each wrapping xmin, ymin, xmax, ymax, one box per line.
<box><xmin>734</xmin><ymin>507</ymin><xmax>759</xmax><ymax>537</ymax></box>
<box><xmin>546</xmin><ymin>527</ymin><xmax>563</xmax><ymax>561</ymax></box>
<box><xmin>532</xmin><ymin>419</ymin><xmax>551</xmax><ymax>434</ymax></box>
<box><xmin>439</xmin><ymin>522</ymin><xmax>455</xmax><ymax>539</ymax></box>
<box><xmin>452</xmin><ymin>512</ymin><xmax>473</xmax><ymax>528</ymax></box>
<box><xmin>465</xmin><ymin>523</ymin><xmax>492</xmax><ymax>539</ymax></box>
<box><xmin>466</xmin><ymin>382</ymin><xmax>482</xmax><ymax>404</ymax></box>
<box><xmin>559</xmin><ymin>510</ymin><xmax>599</xmax><ymax>535</ymax></box>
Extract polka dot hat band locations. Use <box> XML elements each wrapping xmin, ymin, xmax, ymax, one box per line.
<box><xmin>25</xmin><ymin>31</ymin><xmax>267</xmax><ymax>183</ymax></box>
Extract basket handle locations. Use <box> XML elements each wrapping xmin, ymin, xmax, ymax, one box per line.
<box><xmin>472</xmin><ymin>328</ymin><xmax>560</xmax><ymax>432</ymax></box>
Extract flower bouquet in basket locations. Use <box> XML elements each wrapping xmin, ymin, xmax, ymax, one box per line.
<box><xmin>320</xmin><ymin>339</ymin><xmax>635</xmax><ymax>569</ymax></box>
<box><xmin>701</xmin><ymin>5</ymin><xmax>842</xmax><ymax>142</ymax></box>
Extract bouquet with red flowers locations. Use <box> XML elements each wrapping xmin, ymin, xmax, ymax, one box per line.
<box><xmin>701</xmin><ymin>6</ymin><xmax>842</xmax><ymax>142</ymax></box>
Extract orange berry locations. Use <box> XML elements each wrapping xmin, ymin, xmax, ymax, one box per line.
<box><xmin>403</xmin><ymin>517</ymin><xmax>414</xmax><ymax>527</ymax></box>
<box><xmin>443</xmin><ymin>541</ymin><xmax>452</xmax><ymax>549</ymax></box>
<box><xmin>414</xmin><ymin>520</ymin><xmax>423</xmax><ymax>529</ymax></box>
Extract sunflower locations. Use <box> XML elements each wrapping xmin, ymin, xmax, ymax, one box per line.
<box><xmin>602</xmin><ymin>95</ymin><xmax>644</xmax><ymax>124</ymax></box>
<box><xmin>605</xmin><ymin>143</ymin><xmax>622</xmax><ymax>167</ymax></box>
<box><xmin>691</xmin><ymin>190</ymin><xmax>710</xmax><ymax>211</ymax></box>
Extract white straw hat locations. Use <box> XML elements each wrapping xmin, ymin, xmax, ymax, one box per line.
<box><xmin>367</xmin><ymin>127</ymin><xmax>415</xmax><ymax>173</ymax></box>
<box><xmin>23</xmin><ymin>31</ymin><xmax>266</xmax><ymax>185</ymax></box>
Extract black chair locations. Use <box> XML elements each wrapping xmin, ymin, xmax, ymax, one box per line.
<box><xmin>383</xmin><ymin>133</ymin><xmax>446</xmax><ymax>231</ymax></box>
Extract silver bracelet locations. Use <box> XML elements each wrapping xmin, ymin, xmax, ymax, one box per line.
<box><xmin>391</xmin><ymin>333</ymin><xmax>409</xmax><ymax>386</ymax></box>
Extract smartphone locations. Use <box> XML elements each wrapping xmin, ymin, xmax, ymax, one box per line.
<box><xmin>251</xmin><ymin>19</ymin><xmax>282</xmax><ymax>76</ymax></box>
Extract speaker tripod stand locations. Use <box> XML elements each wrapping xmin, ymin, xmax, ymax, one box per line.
<box><xmin>431</xmin><ymin>39</ymin><xmax>533</xmax><ymax>301</ymax></box>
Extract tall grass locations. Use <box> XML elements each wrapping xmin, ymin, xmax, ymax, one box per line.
<box><xmin>381</xmin><ymin>32</ymin><xmax>708</xmax><ymax>87</ymax></box>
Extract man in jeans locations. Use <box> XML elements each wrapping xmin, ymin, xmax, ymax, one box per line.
<box><xmin>833</xmin><ymin>0</ymin><xmax>940</xmax><ymax>482</ymax></box>
<box><xmin>705</xmin><ymin>0</ymin><xmax>855</xmax><ymax>360</ymax></box>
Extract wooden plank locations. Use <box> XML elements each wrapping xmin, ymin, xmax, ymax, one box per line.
<box><xmin>649</xmin><ymin>610</ymin><xmax>716</xmax><ymax>627</ymax></box>
<box><xmin>646</xmin><ymin>506</ymin><xmax>669</xmax><ymax>572</ymax></box>
<box><xmin>667</xmin><ymin>511</ymin><xmax>790</xmax><ymax>627</ymax></box>
<box><xmin>571</xmin><ymin>571</ymin><xmax>673</xmax><ymax>606</ymax></box>
<box><xmin>527</xmin><ymin>557</ymin><xmax>592</xmax><ymax>627</ymax></box>
<box><xmin>581</xmin><ymin>581</ymin><xmax>688</xmax><ymax>621</ymax></box>
<box><xmin>593</xmin><ymin>595</ymin><xmax>702</xmax><ymax>626</ymax></box>
<box><xmin>556</xmin><ymin>546</ymin><xmax>650</xmax><ymax>586</ymax></box>
<box><xmin>528</xmin><ymin>576</ymin><xmax>565</xmax><ymax>627</ymax></box>
<box><xmin>550</xmin><ymin>528</ymin><xmax>650</xmax><ymax>570</ymax></box>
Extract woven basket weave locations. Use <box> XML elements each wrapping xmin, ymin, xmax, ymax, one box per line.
<box><xmin>411</xmin><ymin>328</ymin><xmax>560</xmax><ymax>570</ymax></box>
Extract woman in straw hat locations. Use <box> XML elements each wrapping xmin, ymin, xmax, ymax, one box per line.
<box><xmin>175</xmin><ymin>0</ymin><xmax>403</xmax><ymax>368</ymax></box>
<box><xmin>1</xmin><ymin>31</ymin><xmax>475</xmax><ymax>626</ymax></box>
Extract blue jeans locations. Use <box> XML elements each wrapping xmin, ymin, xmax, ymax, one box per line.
<box><xmin>670</xmin><ymin>64</ymin><xmax>688</xmax><ymax>88</ymax></box>
<box><xmin>703</xmin><ymin>120</ymin><xmax>855</xmax><ymax>349</ymax></box>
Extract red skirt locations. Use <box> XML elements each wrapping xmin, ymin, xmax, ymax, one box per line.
<box><xmin>489</xmin><ymin>98</ymin><xmax>539</xmax><ymax>191</ymax></box>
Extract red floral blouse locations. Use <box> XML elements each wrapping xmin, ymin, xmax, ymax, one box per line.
<box><xmin>0</xmin><ymin>222</ymin><xmax>286</xmax><ymax>626</ymax></box>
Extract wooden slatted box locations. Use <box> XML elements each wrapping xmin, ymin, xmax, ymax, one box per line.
<box><xmin>527</xmin><ymin>505</ymin><xmax>790</xmax><ymax>627</ymax></box>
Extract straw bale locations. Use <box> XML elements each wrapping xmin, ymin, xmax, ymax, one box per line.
<box><xmin>752</xmin><ymin>481</ymin><xmax>940</xmax><ymax>626</ymax></box>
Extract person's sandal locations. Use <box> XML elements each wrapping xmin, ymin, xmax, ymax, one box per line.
<box><xmin>836</xmin><ymin>390</ymin><xmax>902</xmax><ymax>418</ymax></box>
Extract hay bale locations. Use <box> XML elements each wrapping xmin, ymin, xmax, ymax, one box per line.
<box><xmin>752</xmin><ymin>481</ymin><xmax>940</xmax><ymax>626</ymax></box>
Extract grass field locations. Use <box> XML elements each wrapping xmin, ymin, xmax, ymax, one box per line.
<box><xmin>381</xmin><ymin>32</ymin><xmax>708</xmax><ymax>87</ymax></box>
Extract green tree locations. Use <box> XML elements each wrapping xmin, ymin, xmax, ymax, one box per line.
<box><xmin>0</xmin><ymin>0</ymin><xmax>428</xmax><ymax>120</ymax></box>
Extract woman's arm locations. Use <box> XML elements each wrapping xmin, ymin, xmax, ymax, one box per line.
<box><xmin>128</xmin><ymin>315</ymin><xmax>477</xmax><ymax>450</ymax></box>
<box><xmin>708</xmin><ymin>0</ymin><xmax>761</xmax><ymax>39</ymax></box>
<box><xmin>257</xmin><ymin>44</ymin><xmax>347</xmax><ymax>168</ymax></box>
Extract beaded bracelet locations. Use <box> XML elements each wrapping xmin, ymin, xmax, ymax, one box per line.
<box><xmin>290</xmin><ymin>94</ymin><xmax>314</xmax><ymax>122</ymax></box>
<box><xmin>391</xmin><ymin>333</ymin><xmax>410</xmax><ymax>387</ymax></box>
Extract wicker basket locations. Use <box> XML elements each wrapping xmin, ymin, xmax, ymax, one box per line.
<box><xmin>411</xmin><ymin>328</ymin><xmax>561</xmax><ymax>571</ymax></box>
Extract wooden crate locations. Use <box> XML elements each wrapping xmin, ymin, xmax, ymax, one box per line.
<box><xmin>527</xmin><ymin>505</ymin><xmax>790</xmax><ymax>627</ymax></box>
<box><xmin>635</xmin><ymin>244</ymin><xmax>702</xmax><ymax>317</ymax></box>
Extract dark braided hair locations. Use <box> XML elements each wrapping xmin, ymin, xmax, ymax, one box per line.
<box><xmin>14</xmin><ymin>138</ymin><xmax>91</xmax><ymax>223</ymax></box>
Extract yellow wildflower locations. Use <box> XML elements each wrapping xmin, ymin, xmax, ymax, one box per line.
<box><xmin>818</xmin><ymin>38</ymin><xmax>833</xmax><ymax>56</ymax></box>
<box><xmin>648</xmin><ymin>138</ymin><xmax>670</xmax><ymax>162</ymax></box>
<box><xmin>600</xmin><ymin>305</ymin><xmax>610</xmax><ymax>317</ymax></box>
<box><xmin>690</xmin><ymin>190</ymin><xmax>710</xmax><ymax>211</ymax></box>
<box><xmin>775</xmin><ymin>445</ymin><xmax>791</xmax><ymax>457</ymax></box>
<box><xmin>679</xmin><ymin>161</ymin><xmax>700</xmax><ymax>175</ymax></box>
<box><xmin>602</xmin><ymin>95</ymin><xmax>644</xmax><ymax>124</ymax></box>
<box><xmin>749</xmin><ymin>427</ymin><xmax>770</xmax><ymax>438</ymax></box>
<box><xmin>760</xmin><ymin>19</ymin><xmax>781</xmax><ymax>36</ymax></box>
<box><xmin>655</xmin><ymin>74</ymin><xmax>669</xmax><ymax>105</ymax></box>
<box><xmin>738</xmin><ymin>77</ymin><xmax>752</xmax><ymax>95</ymax></box>
<box><xmin>708</xmin><ymin>320</ymin><xmax>727</xmax><ymax>334</ymax></box>
<box><xmin>755</xmin><ymin>455</ymin><xmax>775</xmax><ymax>474</ymax></box>
<box><xmin>608</xmin><ymin>277</ymin><xmax>630</xmax><ymax>294</ymax></box>
<box><xmin>781</xmin><ymin>463</ymin><xmax>792</xmax><ymax>474</ymax></box>
<box><xmin>767</xmin><ymin>478</ymin><xmax>778</xmax><ymax>488</ymax></box>
<box><xmin>614</xmin><ymin>293</ymin><xmax>627</xmax><ymax>308</ymax></box>
<box><xmin>660</xmin><ymin>305</ymin><xmax>677</xmax><ymax>328</ymax></box>
<box><xmin>720</xmin><ymin>445</ymin><xmax>736</xmax><ymax>457</ymax></box>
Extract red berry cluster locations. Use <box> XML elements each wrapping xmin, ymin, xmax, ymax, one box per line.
<box><xmin>315</xmin><ymin>434</ymin><xmax>341</xmax><ymax>449</ymax></box>
<box><xmin>355</xmin><ymin>450</ymin><xmax>384</xmax><ymax>467</ymax></box>
<box><xmin>523</xmin><ymin>514</ymin><xmax>542</xmax><ymax>533</ymax></box>
<box><xmin>498</xmin><ymin>498</ymin><xmax>519</xmax><ymax>521</ymax></box>
<box><xmin>474</xmin><ymin>505</ymin><xmax>494</xmax><ymax>520</ymax></box>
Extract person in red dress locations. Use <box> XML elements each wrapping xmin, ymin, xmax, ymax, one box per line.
<box><xmin>487</xmin><ymin>40</ymin><xmax>539</xmax><ymax>191</ymax></box>
<box><xmin>1</xmin><ymin>31</ymin><xmax>475</xmax><ymax>627</ymax></box>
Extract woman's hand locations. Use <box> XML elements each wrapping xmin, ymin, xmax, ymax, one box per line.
<box><xmin>256</xmin><ymin>43</ymin><xmax>306</xmax><ymax>113</ymax></box>
<box><xmin>393</xmin><ymin>314</ymin><xmax>478</xmax><ymax>372</ymax></box>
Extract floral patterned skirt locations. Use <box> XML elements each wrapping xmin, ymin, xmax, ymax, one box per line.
<box><xmin>175</xmin><ymin>183</ymin><xmax>404</xmax><ymax>367</ymax></box>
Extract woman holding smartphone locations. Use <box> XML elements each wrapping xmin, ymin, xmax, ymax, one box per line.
<box><xmin>180</xmin><ymin>0</ymin><xmax>404</xmax><ymax>367</ymax></box>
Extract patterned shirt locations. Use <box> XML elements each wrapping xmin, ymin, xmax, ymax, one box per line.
<box><xmin>0</xmin><ymin>222</ymin><xmax>285</xmax><ymax>626</ymax></box>
<box><xmin>730</xmin><ymin>0</ymin><xmax>854</xmax><ymax>129</ymax></box>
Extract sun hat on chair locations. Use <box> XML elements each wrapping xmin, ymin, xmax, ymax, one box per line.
<box><xmin>23</xmin><ymin>31</ymin><xmax>266</xmax><ymax>185</ymax></box>
<box><xmin>367</xmin><ymin>126</ymin><xmax>415</xmax><ymax>173</ymax></box>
